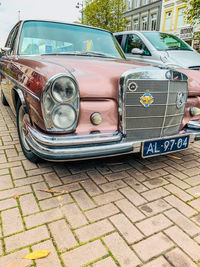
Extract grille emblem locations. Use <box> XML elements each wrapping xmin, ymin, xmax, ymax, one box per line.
<box><xmin>140</xmin><ymin>93</ymin><xmax>154</xmax><ymax>108</ymax></box>
<box><xmin>176</xmin><ymin>92</ymin><xmax>185</xmax><ymax>109</ymax></box>
<box><xmin>127</xmin><ymin>81</ymin><xmax>138</xmax><ymax>92</ymax></box>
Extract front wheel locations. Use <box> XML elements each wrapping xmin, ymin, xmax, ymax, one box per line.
<box><xmin>16</xmin><ymin>100</ymin><xmax>41</xmax><ymax>163</ymax></box>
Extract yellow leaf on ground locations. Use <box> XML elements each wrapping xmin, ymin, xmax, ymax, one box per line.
<box><xmin>57</xmin><ymin>196</ymin><xmax>62</xmax><ymax>200</ymax></box>
<box><xmin>24</xmin><ymin>250</ymin><xmax>50</xmax><ymax>260</ymax></box>
<box><xmin>13</xmin><ymin>194</ymin><xmax>19</xmax><ymax>199</ymax></box>
<box><xmin>167</xmin><ymin>155</ymin><xmax>182</xmax><ymax>160</ymax></box>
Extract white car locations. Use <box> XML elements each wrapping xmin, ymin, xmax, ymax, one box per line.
<box><xmin>114</xmin><ymin>31</ymin><xmax>200</xmax><ymax>70</ymax></box>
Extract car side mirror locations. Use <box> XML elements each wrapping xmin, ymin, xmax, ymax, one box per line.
<box><xmin>1</xmin><ymin>47</ymin><xmax>11</xmax><ymax>57</ymax></box>
<box><xmin>131</xmin><ymin>48</ymin><xmax>144</xmax><ymax>55</ymax></box>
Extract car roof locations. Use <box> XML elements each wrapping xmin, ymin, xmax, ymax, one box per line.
<box><xmin>20</xmin><ymin>19</ymin><xmax>111</xmax><ymax>34</ymax></box>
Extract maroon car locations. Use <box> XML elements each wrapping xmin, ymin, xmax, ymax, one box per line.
<box><xmin>0</xmin><ymin>20</ymin><xmax>199</xmax><ymax>162</ymax></box>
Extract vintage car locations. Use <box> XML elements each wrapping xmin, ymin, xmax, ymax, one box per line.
<box><xmin>0</xmin><ymin>20</ymin><xmax>200</xmax><ymax>162</ymax></box>
<box><xmin>114</xmin><ymin>31</ymin><xmax>200</xmax><ymax>70</ymax></box>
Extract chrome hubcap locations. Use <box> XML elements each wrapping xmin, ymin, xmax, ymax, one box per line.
<box><xmin>18</xmin><ymin>106</ymin><xmax>31</xmax><ymax>151</ymax></box>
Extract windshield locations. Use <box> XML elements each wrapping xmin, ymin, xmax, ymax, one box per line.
<box><xmin>142</xmin><ymin>32</ymin><xmax>192</xmax><ymax>51</ymax></box>
<box><xmin>18</xmin><ymin>21</ymin><xmax>125</xmax><ymax>59</ymax></box>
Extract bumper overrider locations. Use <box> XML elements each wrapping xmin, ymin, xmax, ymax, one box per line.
<box><xmin>24</xmin><ymin>121</ymin><xmax>197</xmax><ymax>161</ymax></box>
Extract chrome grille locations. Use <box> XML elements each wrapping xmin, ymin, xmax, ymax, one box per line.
<box><xmin>123</xmin><ymin>73</ymin><xmax>187</xmax><ymax>142</ymax></box>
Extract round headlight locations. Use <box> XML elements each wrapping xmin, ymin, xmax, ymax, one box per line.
<box><xmin>52</xmin><ymin>77</ymin><xmax>77</xmax><ymax>103</ymax></box>
<box><xmin>52</xmin><ymin>104</ymin><xmax>76</xmax><ymax>129</ymax></box>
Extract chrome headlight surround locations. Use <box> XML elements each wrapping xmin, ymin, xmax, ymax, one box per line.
<box><xmin>41</xmin><ymin>73</ymin><xmax>80</xmax><ymax>132</ymax></box>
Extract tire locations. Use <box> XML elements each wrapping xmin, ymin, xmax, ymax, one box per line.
<box><xmin>16</xmin><ymin>100</ymin><xmax>41</xmax><ymax>163</ymax></box>
<box><xmin>1</xmin><ymin>90</ymin><xmax>9</xmax><ymax>106</ymax></box>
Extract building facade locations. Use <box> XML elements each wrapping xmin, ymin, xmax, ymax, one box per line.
<box><xmin>123</xmin><ymin>0</ymin><xmax>162</xmax><ymax>31</ymax></box>
<box><xmin>160</xmin><ymin>0</ymin><xmax>200</xmax><ymax>48</ymax></box>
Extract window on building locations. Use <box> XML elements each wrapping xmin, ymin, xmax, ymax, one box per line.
<box><xmin>151</xmin><ymin>13</ymin><xmax>157</xmax><ymax>30</ymax></box>
<box><xmin>142</xmin><ymin>16</ymin><xmax>148</xmax><ymax>30</ymax></box>
<box><xmin>127</xmin><ymin>0</ymin><xmax>132</xmax><ymax>10</ymax></box>
<box><xmin>164</xmin><ymin>11</ymin><xmax>172</xmax><ymax>31</ymax></box>
<box><xmin>136</xmin><ymin>0</ymin><xmax>141</xmax><ymax>8</ymax></box>
<box><xmin>143</xmin><ymin>0</ymin><xmax>150</xmax><ymax>5</ymax></box>
<box><xmin>133</xmin><ymin>18</ymin><xmax>139</xmax><ymax>30</ymax></box>
<box><xmin>177</xmin><ymin>7</ymin><xmax>185</xmax><ymax>28</ymax></box>
<box><xmin>125</xmin><ymin>34</ymin><xmax>151</xmax><ymax>55</ymax></box>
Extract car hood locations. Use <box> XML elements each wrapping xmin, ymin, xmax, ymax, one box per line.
<box><xmin>18</xmin><ymin>55</ymin><xmax>147</xmax><ymax>99</ymax></box>
<box><xmin>166</xmin><ymin>50</ymin><xmax>200</xmax><ymax>68</ymax></box>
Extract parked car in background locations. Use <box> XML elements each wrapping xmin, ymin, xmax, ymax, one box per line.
<box><xmin>114</xmin><ymin>31</ymin><xmax>200</xmax><ymax>70</ymax></box>
<box><xmin>0</xmin><ymin>20</ymin><xmax>200</xmax><ymax>163</ymax></box>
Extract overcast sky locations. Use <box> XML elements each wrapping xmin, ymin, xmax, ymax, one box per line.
<box><xmin>0</xmin><ymin>0</ymin><xmax>81</xmax><ymax>47</ymax></box>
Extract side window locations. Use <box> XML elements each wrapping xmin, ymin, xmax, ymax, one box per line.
<box><xmin>125</xmin><ymin>34</ymin><xmax>151</xmax><ymax>56</ymax></box>
<box><xmin>5</xmin><ymin>25</ymin><xmax>20</xmax><ymax>55</ymax></box>
<box><xmin>115</xmin><ymin>35</ymin><xmax>123</xmax><ymax>46</ymax></box>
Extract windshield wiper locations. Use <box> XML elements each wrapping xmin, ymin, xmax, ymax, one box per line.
<box><xmin>41</xmin><ymin>51</ymin><xmax>116</xmax><ymax>58</ymax></box>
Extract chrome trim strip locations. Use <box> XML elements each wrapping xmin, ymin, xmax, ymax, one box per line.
<box><xmin>126</xmin><ymin>102</ymin><xmax>187</xmax><ymax>107</ymax></box>
<box><xmin>0</xmin><ymin>70</ymin><xmax>40</xmax><ymax>101</ymax></box>
<box><xmin>25</xmin><ymin>121</ymin><xmax>121</xmax><ymax>146</ymax></box>
<box><xmin>126</xmin><ymin>113</ymin><xmax>185</xmax><ymax>119</ymax></box>
<box><xmin>160</xmin><ymin>80</ymin><xmax>170</xmax><ymax>137</ymax></box>
<box><xmin>127</xmin><ymin>123</ymin><xmax>181</xmax><ymax>131</ymax></box>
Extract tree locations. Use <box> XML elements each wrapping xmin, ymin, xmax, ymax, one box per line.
<box><xmin>182</xmin><ymin>0</ymin><xmax>200</xmax><ymax>40</ymax></box>
<box><xmin>82</xmin><ymin>0</ymin><xmax>129</xmax><ymax>32</ymax></box>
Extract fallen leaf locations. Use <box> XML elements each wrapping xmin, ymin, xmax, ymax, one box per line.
<box><xmin>57</xmin><ymin>196</ymin><xmax>62</xmax><ymax>200</ymax></box>
<box><xmin>38</xmin><ymin>189</ymin><xmax>68</xmax><ymax>194</ymax></box>
<box><xmin>24</xmin><ymin>250</ymin><xmax>50</xmax><ymax>260</ymax></box>
<box><xmin>13</xmin><ymin>194</ymin><xmax>19</xmax><ymax>199</ymax></box>
<box><xmin>167</xmin><ymin>155</ymin><xmax>182</xmax><ymax>160</ymax></box>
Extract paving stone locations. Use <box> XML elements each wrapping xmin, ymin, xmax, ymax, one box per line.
<box><xmin>100</xmin><ymin>180</ymin><xmax>127</xmax><ymax>192</ymax></box>
<box><xmin>164</xmin><ymin>184</ymin><xmax>193</xmax><ymax>201</ymax></box>
<box><xmin>189</xmin><ymin>198</ymin><xmax>200</xmax><ymax>211</ymax></box>
<box><xmin>61</xmin><ymin>203</ymin><xmax>88</xmax><ymax>228</ymax></box>
<box><xmin>32</xmin><ymin>181</ymin><xmax>50</xmax><ymax>200</ymax></box>
<box><xmin>185</xmin><ymin>175</ymin><xmax>200</xmax><ymax>186</ymax></box>
<box><xmin>40</xmin><ymin>194</ymin><xmax>73</xmax><ymax>210</ymax></box>
<box><xmin>105</xmin><ymin>171</ymin><xmax>130</xmax><ymax>181</ymax></box>
<box><xmin>14</xmin><ymin>174</ymin><xmax>44</xmax><ymax>186</ymax></box>
<box><xmin>142</xmin><ymin>187</ymin><xmax>169</xmax><ymax>201</ymax></box>
<box><xmin>133</xmin><ymin>232</ymin><xmax>174</xmax><ymax>261</ymax></box>
<box><xmin>87</xmin><ymin>170</ymin><xmax>107</xmax><ymax>184</ymax></box>
<box><xmin>119</xmin><ymin>186</ymin><xmax>147</xmax><ymax>206</ymax></box>
<box><xmin>93</xmin><ymin>190</ymin><xmax>124</xmax><ymax>205</ymax></box>
<box><xmin>186</xmin><ymin>185</ymin><xmax>200</xmax><ymax>197</ymax></box>
<box><xmin>164</xmin><ymin>167</ymin><xmax>188</xmax><ymax>179</ymax></box>
<box><xmin>144</xmin><ymin>178</ymin><xmax>168</xmax><ymax>189</ymax></box>
<box><xmin>115</xmin><ymin>199</ymin><xmax>145</xmax><ymax>223</ymax></box>
<box><xmin>53</xmin><ymin>164</ymin><xmax>71</xmax><ymax>177</ymax></box>
<box><xmin>22</xmin><ymin>159</ymin><xmax>38</xmax><ymax>170</ymax></box>
<box><xmin>86</xmin><ymin>203</ymin><xmax>119</xmax><ymax>222</ymax></box>
<box><xmin>136</xmin><ymin>214</ymin><xmax>173</xmax><ymax>236</ymax></box>
<box><xmin>103</xmin><ymin>232</ymin><xmax>141</xmax><ymax>267</ymax></box>
<box><xmin>127</xmin><ymin>169</ymin><xmax>147</xmax><ymax>182</ymax></box>
<box><xmin>32</xmin><ymin>239</ymin><xmax>62</xmax><ymax>267</ymax></box>
<box><xmin>0</xmin><ymin>168</ymin><xmax>9</xmax><ymax>176</ymax></box>
<box><xmin>61</xmin><ymin>172</ymin><xmax>89</xmax><ymax>184</ymax></box>
<box><xmin>110</xmin><ymin>213</ymin><xmax>144</xmax><ymax>244</ymax></box>
<box><xmin>0</xmin><ymin>198</ymin><xmax>17</xmax><ymax>210</ymax></box>
<box><xmin>11</xmin><ymin>166</ymin><xmax>26</xmax><ymax>179</ymax></box>
<box><xmin>108</xmin><ymin>163</ymin><xmax>131</xmax><ymax>172</ymax></box>
<box><xmin>194</xmin><ymin>235</ymin><xmax>200</xmax><ymax>243</ymax></box>
<box><xmin>80</xmin><ymin>179</ymin><xmax>102</xmax><ymax>196</ymax></box>
<box><xmin>19</xmin><ymin>193</ymin><xmax>40</xmax><ymax>215</ymax></box>
<box><xmin>27</xmin><ymin>167</ymin><xmax>53</xmax><ymax>176</ymax></box>
<box><xmin>142</xmin><ymin>256</ymin><xmax>171</xmax><ymax>267</ymax></box>
<box><xmin>123</xmin><ymin>177</ymin><xmax>148</xmax><ymax>192</ymax></box>
<box><xmin>49</xmin><ymin>219</ymin><xmax>77</xmax><ymax>250</ymax></box>
<box><xmin>164</xmin><ymin>195</ymin><xmax>197</xmax><ymax>217</ymax></box>
<box><xmin>25</xmin><ymin>208</ymin><xmax>63</xmax><ymax>228</ymax></box>
<box><xmin>62</xmin><ymin>240</ymin><xmax>107</xmax><ymax>267</ymax></box>
<box><xmin>164</xmin><ymin>208</ymin><xmax>200</xmax><ymax>236</ymax></box>
<box><xmin>75</xmin><ymin>219</ymin><xmax>114</xmax><ymax>242</ymax></box>
<box><xmin>165</xmin><ymin>226</ymin><xmax>200</xmax><ymax>261</ymax></box>
<box><xmin>165</xmin><ymin>174</ymin><xmax>190</xmax><ymax>189</ymax></box>
<box><xmin>165</xmin><ymin>248</ymin><xmax>197</xmax><ymax>267</ymax></box>
<box><xmin>52</xmin><ymin>182</ymin><xmax>81</xmax><ymax>193</ymax></box>
<box><xmin>0</xmin><ymin>248</ymin><xmax>32</xmax><ymax>267</ymax></box>
<box><xmin>43</xmin><ymin>172</ymin><xmax>62</xmax><ymax>187</ymax></box>
<box><xmin>2</xmin><ymin>207</ymin><xmax>24</xmax><ymax>236</ymax></box>
<box><xmin>140</xmin><ymin>199</ymin><xmax>171</xmax><ymax>216</ymax></box>
<box><xmin>5</xmin><ymin>225</ymin><xmax>49</xmax><ymax>252</ymax></box>
<box><xmin>93</xmin><ymin>257</ymin><xmax>117</xmax><ymax>267</ymax></box>
<box><xmin>72</xmin><ymin>190</ymin><xmax>96</xmax><ymax>210</ymax></box>
<box><xmin>0</xmin><ymin>174</ymin><xmax>13</xmax><ymax>190</ymax></box>
<box><xmin>183</xmin><ymin>167</ymin><xmax>200</xmax><ymax>177</ymax></box>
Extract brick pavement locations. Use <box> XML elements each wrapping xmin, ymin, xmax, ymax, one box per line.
<box><xmin>0</xmin><ymin>104</ymin><xmax>200</xmax><ymax>267</ymax></box>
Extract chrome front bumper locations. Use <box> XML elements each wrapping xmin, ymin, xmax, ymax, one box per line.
<box><xmin>24</xmin><ymin>122</ymin><xmax>197</xmax><ymax>161</ymax></box>
<box><xmin>24</xmin><ymin>122</ymin><xmax>140</xmax><ymax>161</ymax></box>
